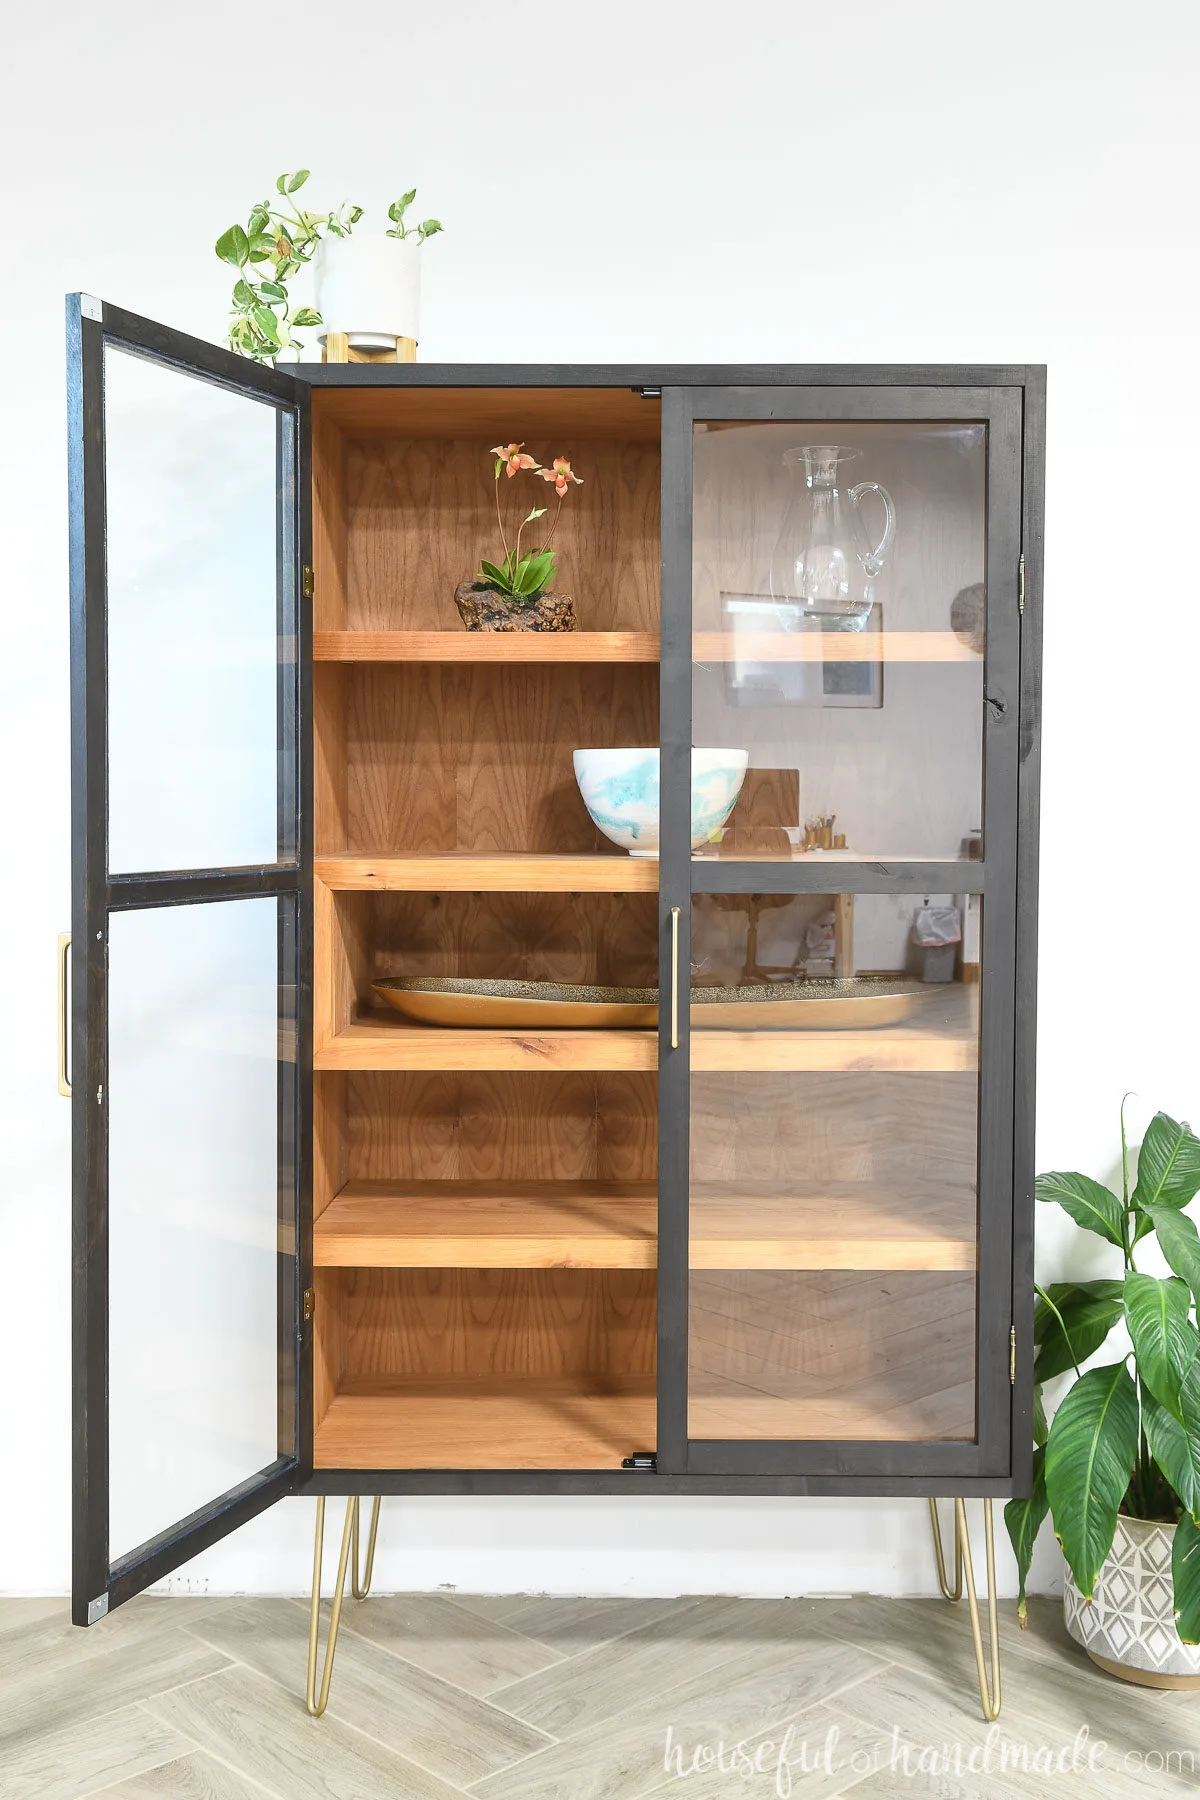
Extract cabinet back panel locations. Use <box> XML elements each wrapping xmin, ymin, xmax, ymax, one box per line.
<box><xmin>364</xmin><ymin>890</ymin><xmax>658</xmax><ymax>988</ymax></box>
<box><xmin>346</xmin><ymin>1071</ymin><xmax>657</xmax><ymax>1184</ymax></box>
<box><xmin>689</xmin><ymin>1269</ymin><xmax>975</xmax><ymax>1441</ymax></box>
<box><xmin>337</xmin><ymin>435</ymin><xmax>660</xmax><ymax>633</ymax></box>
<box><xmin>690</xmin><ymin>1072</ymin><xmax>978</xmax><ymax>1187</ymax></box>
<box><xmin>339</xmin><ymin>662</ymin><xmax>658</xmax><ymax>853</ymax></box>
<box><xmin>339</xmin><ymin>1268</ymin><xmax>657</xmax><ymax>1378</ymax></box>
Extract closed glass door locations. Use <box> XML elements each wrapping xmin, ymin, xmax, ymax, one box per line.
<box><xmin>657</xmin><ymin>385</ymin><xmax>1022</xmax><ymax>1479</ymax></box>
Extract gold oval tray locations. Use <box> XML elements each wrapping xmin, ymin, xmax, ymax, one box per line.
<box><xmin>372</xmin><ymin>976</ymin><xmax>923</xmax><ymax>1031</ymax></box>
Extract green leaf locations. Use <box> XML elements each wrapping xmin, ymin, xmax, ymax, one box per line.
<box><xmin>286</xmin><ymin>169</ymin><xmax>310</xmax><ymax>193</ymax></box>
<box><xmin>1045</xmin><ymin>1361</ymin><xmax>1139</xmax><ymax>1598</ymax></box>
<box><xmin>1133</xmin><ymin>1113</ymin><xmax>1200</xmax><ymax>1212</ymax></box>
<box><xmin>1147</xmin><ymin>1204</ymin><xmax>1200</xmax><ymax>1312</ymax></box>
<box><xmin>1143</xmin><ymin>1374</ymin><xmax>1200</xmax><ymax>1520</ymax></box>
<box><xmin>393</xmin><ymin>187</ymin><xmax>417</xmax><ymax>215</ymax></box>
<box><xmin>290</xmin><ymin>307</ymin><xmax>321</xmax><ymax>327</ymax></box>
<box><xmin>521</xmin><ymin>507</ymin><xmax>548</xmax><ymax>526</ymax></box>
<box><xmin>1036</xmin><ymin>1170</ymin><xmax>1125</xmax><ymax>1245</ymax></box>
<box><xmin>1173</xmin><ymin>1513</ymin><xmax>1200</xmax><ymax>1643</ymax></box>
<box><xmin>232</xmin><ymin>279</ymin><xmax>255</xmax><ymax>309</ymax></box>
<box><xmin>418</xmin><ymin>219</ymin><xmax>443</xmax><ymax>239</ymax></box>
<box><xmin>1033</xmin><ymin>1382</ymin><xmax>1049</xmax><ymax>1447</ymax></box>
<box><xmin>1034</xmin><ymin>1280</ymin><xmax>1125</xmax><ymax>1382</ymax></box>
<box><xmin>276</xmin><ymin>173</ymin><xmax>289</xmax><ymax>193</ymax></box>
<box><xmin>1004</xmin><ymin>1444</ymin><xmax>1048</xmax><ymax>1626</ymax></box>
<box><xmin>1124</xmin><ymin>1272</ymin><xmax>1196</xmax><ymax>1416</ymax></box>
<box><xmin>258</xmin><ymin>280</ymin><xmax>287</xmax><ymax>301</ymax></box>
<box><xmin>478</xmin><ymin>560</ymin><xmax>511</xmax><ymax>592</ymax></box>
<box><xmin>253</xmin><ymin>306</ymin><xmax>281</xmax><ymax>343</ymax></box>
<box><xmin>215</xmin><ymin>224</ymin><xmax>249</xmax><ymax>269</ymax></box>
<box><xmin>247</xmin><ymin>205</ymin><xmax>270</xmax><ymax>236</ymax></box>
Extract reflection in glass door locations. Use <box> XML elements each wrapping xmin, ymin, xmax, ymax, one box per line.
<box><xmin>669</xmin><ymin>387</ymin><xmax>1021</xmax><ymax>1475</ymax></box>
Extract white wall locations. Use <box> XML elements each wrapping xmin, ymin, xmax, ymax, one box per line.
<box><xmin>2</xmin><ymin>0</ymin><xmax>1197</xmax><ymax>1601</ymax></box>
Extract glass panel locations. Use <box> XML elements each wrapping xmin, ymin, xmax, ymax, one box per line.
<box><xmin>104</xmin><ymin>346</ymin><xmax>287</xmax><ymax>874</ymax></box>
<box><xmin>107</xmin><ymin>896</ymin><xmax>291</xmax><ymax>1560</ymax></box>
<box><xmin>691</xmin><ymin>420</ymin><xmax>986</xmax><ymax>862</ymax></box>
<box><xmin>687</xmin><ymin>892</ymin><xmax>980</xmax><ymax>1442</ymax></box>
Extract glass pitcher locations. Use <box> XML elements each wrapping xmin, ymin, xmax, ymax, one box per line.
<box><xmin>768</xmin><ymin>445</ymin><xmax>896</xmax><ymax>625</ymax></box>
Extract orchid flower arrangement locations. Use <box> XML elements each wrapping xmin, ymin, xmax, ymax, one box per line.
<box><xmin>475</xmin><ymin>443</ymin><xmax>583</xmax><ymax>602</ymax></box>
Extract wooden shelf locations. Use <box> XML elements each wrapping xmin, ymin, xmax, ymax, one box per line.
<box><xmin>314</xmin><ymin>630</ymin><xmax>659</xmax><ymax>663</ymax></box>
<box><xmin>690</xmin><ymin>1023</ymin><xmax>977</xmax><ymax>1073</ymax></box>
<box><xmin>687</xmin><ymin>1383</ymin><xmax>975</xmax><ymax>1443</ymax></box>
<box><xmin>314</xmin><ymin>1180</ymin><xmax>658</xmax><ymax>1269</ymax></box>
<box><xmin>313</xmin><ymin>1375</ymin><xmax>656</xmax><ymax>1470</ymax></box>
<box><xmin>314</xmin><ymin>852</ymin><xmax>659</xmax><ymax>893</ymax></box>
<box><xmin>312</xmin><ymin>1179</ymin><xmax>976</xmax><ymax>1272</ymax></box>
<box><xmin>314</xmin><ymin>1018</ymin><xmax>658</xmax><ymax>1071</ymax></box>
<box><xmin>689</xmin><ymin>1183</ymin><xmax>976</xmax><ymax>1271</ymax></box>
<box><xmin>692</xmin><ymin>630</ymin><xmax>979</xmax><ymax>663</ymax></box>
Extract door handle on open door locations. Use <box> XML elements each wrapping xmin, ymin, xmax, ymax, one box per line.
<box><xmin>670</xmin><ymin>907</ymin><xmax>681</xmax><ymax>1050</ymax></box>
<box><xmin>58</xmin><ymin>932</ymin><xmax>71</xmax><ymax>1097</ymax></box>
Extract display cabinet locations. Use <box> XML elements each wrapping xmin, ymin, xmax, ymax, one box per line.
<box><xmin>66</xmin><ymin>298</ymin><xmax>1045</xmax><ymax>1694</ymax></box>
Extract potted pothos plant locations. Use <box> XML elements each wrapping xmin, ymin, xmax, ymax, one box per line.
<box><xmin>454</xmin><ymin>443</ymin><xmax>584</xmax><ymax>632</ymax></box>
<box><xmin>215</xmin><ymin>172</ymin><xmax>442</xmax><ymax>364</ymax></box>
<box><xmin>1006</xmin><ymin>1106</ymin><xmax>1200</xmax><ymax>1687</ymax></box>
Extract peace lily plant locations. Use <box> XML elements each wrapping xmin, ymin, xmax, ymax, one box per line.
<box><xmin>1006</xmin><ymin>1107</ymin><xmax>1200</xmax><ymax>1641</ymax></box>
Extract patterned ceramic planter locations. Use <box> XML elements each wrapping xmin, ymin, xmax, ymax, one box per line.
<box><xmin>1063</xmin><ymin>1514</ymin><xmax>1200</xmax><ymax>1689</ymax></box>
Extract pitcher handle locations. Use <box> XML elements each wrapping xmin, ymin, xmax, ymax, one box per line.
<box><xmin>849</xmin><ymin>481</ymin><xmax>896</xmax><ymax>578</ymax></box>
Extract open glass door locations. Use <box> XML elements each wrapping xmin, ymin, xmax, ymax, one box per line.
<box><xmin>67</xmin><ymin>296</ymin><xmax>310</xmax><ymax>1623</ymax></box>
<box><xmin>657</xmin><ymin>383</ymin><xmax>1022</xmax><ymax>1480</ymax></box>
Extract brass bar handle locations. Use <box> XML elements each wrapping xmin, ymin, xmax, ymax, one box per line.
<box><xmin>57</xmin><ymin>932</ymin><xmax>72</xmax><ymax>1098</ymax></box>
<box><xmin>670</xmin><ymin>907</ymin><xmax>681</xmax><ymax>1050</ymax></box>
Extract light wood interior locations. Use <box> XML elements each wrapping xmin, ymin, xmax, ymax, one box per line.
<box><xmin>309</xmin><ymin>382</ymin><xmax>984</xmax><ymax>1473</ymax></box>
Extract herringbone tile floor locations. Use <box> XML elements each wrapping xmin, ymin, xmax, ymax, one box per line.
<box><xmin>2</xmin><ymin>1585</ymin><xmax>1197</xmax><ymax>1798</ymax></box>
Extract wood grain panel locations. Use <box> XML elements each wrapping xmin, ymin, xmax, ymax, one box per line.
<box><xmin>688</xmin><ymin>1269</ymin><xmax>976</xmax><ymax>1441</ymax></box>
<box><xmin>341</xmin><ymin>1269</ymin><xmax>656</xmax><ymax>1378</ymax></box>
<box><xmin>688</xmin><ymin>1183</ymin><xmax>976</xmax><ymax>1271</ymax></box>
<box><xmin>315</xmin><ymin>854</ymin><xmax>658</xmax><ymax>892</ymax></box>
<box><xmin>339</xmin><ymin>663</ymin><xmax>658</xmax><ymax>854</ymax></box>
<box><xmin>313</xmin><ymin>666</ymin><xmax>348</xmax><ymax>853</ymax></box>
<box><xmin>689</xmin><ymin>1027</ymin><xmax>977</xmax><ymax>1073</ymax></box>
<box><xmin>313</xmin><ymin>1073</ymin><xmax>345</xmax><ymax>1225</ymax></box>
<box><xmin>313</xmin><ymin>386</ymin><xmax>662</xmax><ymax>440</ymax></box>
<box><xmin>364</xmin><ymin>890</ymin><xmax>658</xmax><ymax>989</ymax></box>
<box><xmin>315</xmin><ymin>631</ymin><xmax>659</xmax><ymax>663</ymax></box>
<box><xmin>313</xmin><ymin>1376</ymin><xmax>655</xmax><ymax>1469</ymax></box>
<box><xmin>345</xmin><ymin>1072</ymin><xmax>657</xmax><ymax>1184</ymax></box>
<box><xmin>343</xmin><ymin>438</ymin><xmax>660</xmax><ymax>632</ymax></box>
<box><xmin>689</xmin><ymin>1071</ymin><xmax>978</xmax><ymax>1187</ymax></box>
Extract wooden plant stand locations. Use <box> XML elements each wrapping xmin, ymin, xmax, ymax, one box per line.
<box><xmin>322</xmin><ymin>331</ymin><xmax>416</xmax><ymax>365</ymax></box>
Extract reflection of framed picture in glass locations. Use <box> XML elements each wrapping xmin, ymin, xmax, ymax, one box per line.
<box><xmin>719</xmin><ymin>596</ymin><xmax>884</xmax><ymax>709</ymax></box>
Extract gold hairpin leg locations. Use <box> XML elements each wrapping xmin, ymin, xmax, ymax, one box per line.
<box><xmin>928</xmin><ymin>1498</ymin><xmax>963</xmax><ymax>1599</ymax></box>
<box><xmin>306</xmin><ymin>1497</ymin><xmax>354</xmax><ymax>1717</ymax></box>
<box><xmin>352</xmin><ymin>1497</ymin><xmax>381</xmax><ymax>1600</ymax></box>
<box><xmin>928</xmin><ymin>1497</ymin><xmax>1002</xmax><ymax>1721</ymax></box>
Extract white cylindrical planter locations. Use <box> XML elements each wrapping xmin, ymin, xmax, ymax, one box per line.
<box><xmin>313</xmin><ymin>235</ymin><xmax>421</xmax><ymax>351</ymax></box>
<box><xmin>1063</xmin><ymin>1514</ymin><xmax>1200</xmax><ymax>1688</ymax></box>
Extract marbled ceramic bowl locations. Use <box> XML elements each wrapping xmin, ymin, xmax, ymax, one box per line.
<box><xmin>572</xmin><ymin>747</ymin><xmax>749</xmax><ymax>856</ymax></box>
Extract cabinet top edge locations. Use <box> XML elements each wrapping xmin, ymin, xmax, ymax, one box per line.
<box><xmin>297</xmin><ymin>361</ymin><xmax>1043</xmax><ymax>389</ymax></box>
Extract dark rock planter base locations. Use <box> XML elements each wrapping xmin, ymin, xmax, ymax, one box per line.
<box><xmin>454</xmin><ymin>582</ymin><xmax>577</xmax><ymax>632</ymax></box>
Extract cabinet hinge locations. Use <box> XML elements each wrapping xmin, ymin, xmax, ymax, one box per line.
<box><xmin>635</xmin><ymin>386</ymin><xmax>661</xmax><ymax>399</ymax></box>
<box><xmin>622</xmin><ymin>1451</ymin><xmax>657</xmax><ymax>1470</ymax></box>
<box><xmin>1010</xmin><ymin>1324</ymin><xmax>1017</xmax><ymax>1384</ymax></box>
<box><xmin>1017</xmin><ymin>552</ymin><xmax>1026</xmax><ymax>616</ymax></box>
<box><xmin>302</xmin><ymin>564</ymin><xmax>315</xmax><ymax>600</ymax></box>
<box><xmin>303</xmin><ymin>1287</ymin><xmax>315</xmax><ymax>1323</ymax></box>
